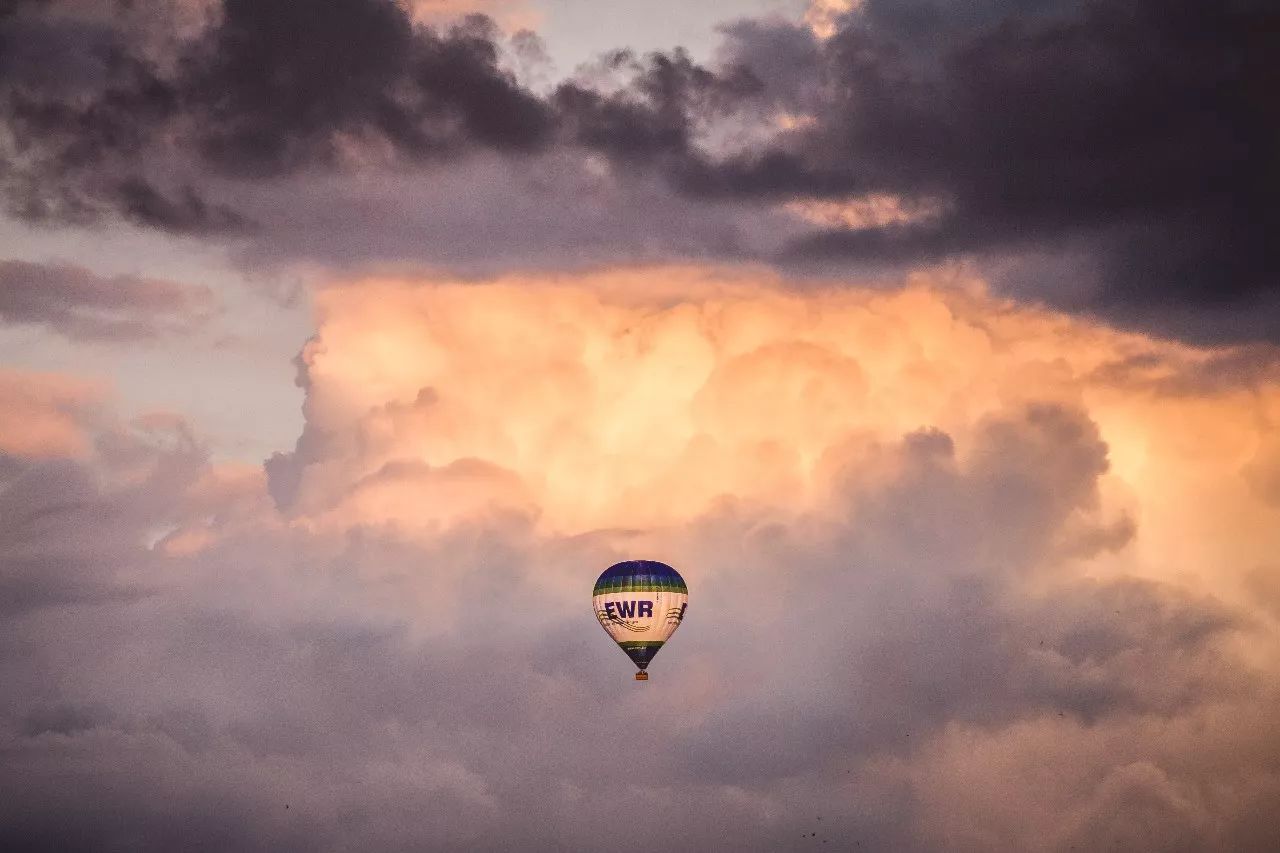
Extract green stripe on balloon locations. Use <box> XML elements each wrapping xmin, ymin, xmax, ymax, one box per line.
<box><xmin>592</xmin><ymin>580</ymin><xmax>688</xmax><ymax>595</ymax></box>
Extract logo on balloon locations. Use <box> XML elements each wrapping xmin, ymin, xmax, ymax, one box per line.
<box><xmin>606</xmin><ymin>601</ymin><xmax>652</xmax><ymax>619</ymax></box>
<box><xmin>596</xmin><ymin>600</ymin><xmax>653</xmax><ymax>632</ymax></box>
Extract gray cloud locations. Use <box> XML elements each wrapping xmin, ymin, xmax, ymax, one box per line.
<box><xmin>0</xmin><ymin>258</ymin><xmax>215</xmax><ymax>340</ymax></box>
<box><xmin>0</xmin><ymin>0</ymin><xmax>553</xmax><ymax>231</ymax></box>
<box><xmin>710</xmin><ymin>0</ymin><xmax>1280</xmax><ymax>343</ymax></box>
<box><xmin>2</xmin><ymin>392</ymin><xmax>1277</xmax><ymax>850</ymax></box>
<box><xmin>1</xmin><ymin>0</ymin><xmax>1273</xmax><ymax>344</ymax></box>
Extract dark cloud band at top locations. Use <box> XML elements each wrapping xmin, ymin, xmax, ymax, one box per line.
<box><xmin>0</xmin><ymin>0</ymin><xmax>1275</xmax><ymax>344</ymax></box>
<box><xmin>711</xmin><ymin>0</ymin><xmax>1279</xmax><ymax>341</ymax></box>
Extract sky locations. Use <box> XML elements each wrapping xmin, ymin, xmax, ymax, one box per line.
<box><xmin>0</xmin><ymin>1</ymin><xmax>1277</xmax><ymax>850</ymax></box>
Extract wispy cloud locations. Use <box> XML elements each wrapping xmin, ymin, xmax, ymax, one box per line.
<box><xmin>0</xmin><ymin>259</ymin><xmax>215</xmax><ymax>341</ymax></box>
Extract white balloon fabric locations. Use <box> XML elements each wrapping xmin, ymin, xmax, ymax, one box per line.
<box><xmin>593</xmin><ymin>560</ymin><xmax>688</xmax><ymax>681</ymax></box>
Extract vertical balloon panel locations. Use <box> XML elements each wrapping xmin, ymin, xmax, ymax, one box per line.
<box><xmin>592</xmin><ymin>560</ymin><xmax>688</xmax><ymax>679</ymax></box>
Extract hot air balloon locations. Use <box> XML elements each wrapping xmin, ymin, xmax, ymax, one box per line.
<box><xmin>593</xmin><ymin>559</ymin><xmax>688</xmax><ymax>681</ymax></box>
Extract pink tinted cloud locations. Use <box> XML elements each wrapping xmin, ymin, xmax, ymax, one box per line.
<box><xmin>0</xmin><ymin>367</ymin><xmax>105</xmax><ymax>458</ymax></box>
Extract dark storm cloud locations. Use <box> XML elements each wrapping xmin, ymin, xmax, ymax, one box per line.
<box><xmin>187</xmin><ymin>0</ymin><xmax>552</xmax><ymax>175</ymax></box>
<box><xmin>0</xmin><ymin>258</ymin><xmax>215</xmax><ymax>340</ymax></box>
<box><xmin>0</xmin><ymin>0</ymin><xmax>1274</xmax><ymax>343</ymax></box>
<box><xmin>707</xmin><ymin>0</ymin><xmax>1279</xmax><ymax>341</ymax></box>
<box><xmin>0</xmin><ymin>0</ymin><xmax>553</xmax><ymax>228</ymax></box>
<box><xmin>112</xmin><ymin>176</ymin><xmax>249</xmax><ymax>233</ymax></box>
<box><xmin>0</xmin><ymin>0</ymin><xmax>764</xmax><ymax>270</ymax></box>
<box><xmin>554</xmin><ymin>47</ymin><xmax>761</xmax><ymax>166</ymax></box>
<box><xmin>0</xmin><ymin>1</ymin><xmax>186</xmax><ymax>224</ymax></box>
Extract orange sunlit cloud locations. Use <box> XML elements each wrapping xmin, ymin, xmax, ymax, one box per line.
<box><xmin>269</xmin><ymin>266</ymin><xmax>1280</xmax><ymax>611</ymax></box>
<box><xmin>805</xmin><ymin>0</ymin><xmax>862</xmax><ymax>39</ymax></box>
<box><xmin>784</xmin><ymin>194</ymin><xmax>947</xmax><ymax>230</ymax></box>
<box><xmin>403</xmin><ymin>0</ymin><xmax>542</xmax><ymax>32</ymax></box>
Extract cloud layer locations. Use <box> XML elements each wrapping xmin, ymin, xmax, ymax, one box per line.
<box><xmin>0</xmin><ymin>259</ymin><xmax>214</xmax><ymax>340</ymax></box>
<box><xmin>4</xmin><ymin>271</ymin><xmax>1279</xmax><ymax>849</ymax></box>
<box><xmin>1</xmin><ymin>0</ymin><xmax>1274</xmax><ymax>341</ymax></box>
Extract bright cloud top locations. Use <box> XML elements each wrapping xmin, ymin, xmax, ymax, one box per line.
<box><xmin>271</xmin><ymin>268</ymin><xmax>1279</xmax><ymax>599</ymax></box>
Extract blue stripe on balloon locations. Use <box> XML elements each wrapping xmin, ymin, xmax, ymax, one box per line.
<box><xmin>595</xmin><ymin>559</ymin><xmax>685</xmax><ymax>585</ymax></box>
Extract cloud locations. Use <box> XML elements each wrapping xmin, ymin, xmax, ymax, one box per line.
<box><xmin>0</xmin><ymin>410</ymin><xmax>205</xmax><ymax>623</ymax></box>
<box><xmin>265</xmin><ymin>267</ymin><xmax>1279</xmax><ymax>558</ymax></box>
<box><xmin>404</xmin><ymin>0</ymin><xmax>543</xmax><ymax>36</ymax></box>
<box><xmin>0</xmin><ymin>0</ymin><xmax>552</xmax><ymax>231</ymax></box>
<box><xmin>1</xmin><ymin>196</ymin><xmax>1278</xmax><ymax>843</ymax></box>
<box><xmin>708</xmin><ymin>0</ymin><xmax>1280</xmax><ymax>342</ymax></box>
<box><xmin>0</xmin><ymin>0</ymin><xmax>1271</xmax><ymax>345</ymax></box>
<box><xmin>8</xmin><ymin>268</ymin><xmax>1271</xmax><ymax>847</ymax></box>
<box><xmin>0</xmin><ymin>0</ymin><xmax>1274</xmax><ymax>843</ymax></box>
<box><xmin>112</xmin><ymin>177</ymin><xmax>249</xmax><ymax>234</ymax></box>
<box><xmin>211</xmin><ymin>147</ymin><xmax>796</xmax><ymax>275</ymax></box>
<box><xmin>0</xmin><ymin>367</ymin><xmax>104</xmax><ymax>459</ymax></box>
<box><xmin>0</xmin><ymin>0</ymin><xmax>782</xmax><ymax>277</ymax></box>
<box><xmin>187</xmin><ymin>0</ymin><xmax>553</xmax><ymax>175</ymax></box>
<box><xmin>0</xmin><ymin>258</ymin><xmax>216</xmax><ymax>340</ymax></box>
<box><xmin>554</xmin><ymin>46</ymin><xmax>761</xmax><ymax>166</ymax></box>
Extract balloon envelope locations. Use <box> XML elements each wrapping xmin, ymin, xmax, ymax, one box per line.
<box><xmin>593</xmin><ymin>559</ymin><xmax>688</xmax><ymax>678</ymax></box>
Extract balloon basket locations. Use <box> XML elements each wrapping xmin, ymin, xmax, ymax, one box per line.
<box><xmin>634</xmin><ymin>672</ymin><xmax>649</xmax><ymax>682</ymax></box>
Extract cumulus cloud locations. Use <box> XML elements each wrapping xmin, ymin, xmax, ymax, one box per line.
<box><xmin>3</xmin><ymin>269</ymin><xmax>1277</xmax><ymax>849</ymax></box>
<box><xmin>266</xmin><ymin>266</ymin><xmax>1280</xmax><ymax>577</ymax></box>
<box><xmin>2</xmin><ymin>0</ymin><xmax>1273</xmax><ymax>846</ymax></box>
<box><xmin>0</xmin><ymin>259</ymin><xmax>215</xmax><ymax>340</ymax></box>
